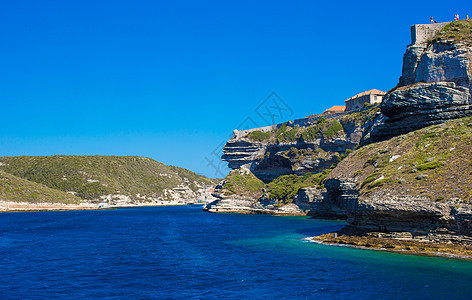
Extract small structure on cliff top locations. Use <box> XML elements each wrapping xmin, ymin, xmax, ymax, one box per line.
<box><xmin>323</xmin><ymin>105</ymin><xmax>346</xmax><ymax>115</ymax></box>
<box><xmin>410</xmin><ymin>21</ymin><xmax>450</xmax><ymax>44</ymax></box>
<box><xmin>345</xmin><ymin>89</ymin><xmax>386</xmax><ymax>112</ymax></box>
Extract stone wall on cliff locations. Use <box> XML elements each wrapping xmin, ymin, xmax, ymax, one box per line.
<box><xmin>410</xmin><ymin>22</ymin><xmax>449</xmax><ymax>45</ymax></box>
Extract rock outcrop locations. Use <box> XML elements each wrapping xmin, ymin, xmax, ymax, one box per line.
<box><xmin>204</xmin><ymin>197</ymin><xmax>311</xmax><ymax>215</ymax></box>
<box><xmin>222</xmin><ymin>140</ymin><xmax>266</xmax><ymax>170</ymax></box>
<box><xmin>399</xmin><ymin>40</ymin><xmax>471</xmax><ymax>90</ymax></box>
<box><xmin>205</xmin><ymin>185</ymin><xmax>341</xmax><ymax>216</ymax></box>
<box><xmin>210</xmin><ymin>21</ymin><xmax>472</xmax><ymax>247</ymax></box>
<box><xmin>371</xmin><ymin>82</ymin><xmax>471</xmax><ymax>140</ymax></box>
<box><xmin>371</xmin><ymin>20</ymin><xmax>472</xmax><ymax>141</ymax></box>
<box><xmin>222</xmin><ymin>110</ymin><xmax>377</xmax><ymax>182</ymax></box>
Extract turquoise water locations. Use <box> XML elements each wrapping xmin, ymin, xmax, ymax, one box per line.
<box><xmin>1</xmin><ymin>205</ymin><xmax>472</xmax><ymax>299</ymax></box>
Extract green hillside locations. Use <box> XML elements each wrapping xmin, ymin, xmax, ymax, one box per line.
<box><xmin>0</xmin><ymin>155</ymin><xmax>216</xmax><ymax>202</ymax></box>
<box><xmin>0</xmin><ymin>170</ymin><xmax>81</xmax><ymax>204</ymax></box>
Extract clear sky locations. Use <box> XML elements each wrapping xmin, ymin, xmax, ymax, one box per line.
<box><xmin>1</xmin><ymin>0</ymin><xmax>470</xmax><ymax>178</ymax></box>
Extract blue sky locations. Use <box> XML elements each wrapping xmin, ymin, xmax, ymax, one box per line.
<box><xmin>1</xmin><ymin>0</ymin><xmax>470</xmax><ymax>178</ymax></box>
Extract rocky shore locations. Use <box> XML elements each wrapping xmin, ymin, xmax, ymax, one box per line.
<box><xmin>0</xmin><ymin>201</ymin><xmax>96</xmax><ymax>212</ymax></box>
<box><xmin>204</xmin><ymin>198</ymin><xmax>310</xmax><ymax>216</ymax></box>
<box><xmin>0</xmin><ymin>200</ymin><xmax>204</xmax><ymax>213</ymax></box>
<box><xmin>311</xmin><ymin>226</ymin><xmax>472</xmax><ymax>259</ymax></box>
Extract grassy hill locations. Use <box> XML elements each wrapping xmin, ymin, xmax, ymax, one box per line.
<box><xmin>0</xmin><ymin>170</ymin><xmax>81</xmax><ymax>204</ymax></box>
<box><xmin>0</xmin><ymin>155</ymin><xmax>216</xmax><ymax>203</ymax></box>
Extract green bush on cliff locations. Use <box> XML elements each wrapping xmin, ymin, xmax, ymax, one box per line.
<box><xmin>223</xmin><ymin>171</ymin><xmax>265</xmax><ymax>197</ymax></box>
<box><xmin>268</xmin><ymin>174</ymin><xmax>302</xmax><ymax>202</ymax></box>
<box><xmin>367</xmin><ymin>177</ymin><xmax>391</xmax><ymax>189</ymax></box>
<box><xmin>284</xmin><ymin>127</ymin><xmax>299</xmax><ymax>141</ymax></box>
<box><xmin>323</xmin><ymin>119</ymin><xmax>343</xmax><ymax>137</ymax></box>
<box><xmin>275</xmin><ymin>123</ymin><xmax>288</xmax><ymax>141</ymax></box>
<box><xmin>301</xmin><ymin>124</ymin><xmax>323</xmax><ymax>141</ymax></box>
<box><xmin>300</xmin><ymin>119</ymin><xmax>344</xmax><ymax>141</ymax></box>
<box><xmin>267</xmin><ymin>170</ymin><xmax>332</xmax><ymax>203</ymax></box>
<box><xmin>361</xmin><ymin>172</ymin><xmax>380</xmax><ymax>187</ymax></box>
<box><xmin>247</xmin><ymin>130</ymin><xmax>271</xmax><ymax>142</ymax></box>
<box><xmin>341</xmin><ymin>105</ymin><xmax>380</xmax><ymax>125</ymax></box>
<box><xmin>308</xmin><ymin>169</ymin><xmax>332</xmax><ymax>188</ymax></box>
<box><xmin>276</xmin><ymin>125</ymin><xmax>299</xmax><ymax>143</ymax></box>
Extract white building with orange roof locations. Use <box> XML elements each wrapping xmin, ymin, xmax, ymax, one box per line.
<box><xmin>344</xmin><ymin>89</ymin><xmax>386</xmax><ymax>112</ymax></box>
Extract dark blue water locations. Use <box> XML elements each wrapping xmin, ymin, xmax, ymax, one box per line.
<box><xmin>1</xmin><ymin>206</ymin><xmax>472</xmax><ymax>299</ymax></box>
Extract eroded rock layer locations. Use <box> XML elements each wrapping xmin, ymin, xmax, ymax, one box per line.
<box><xmin>371</xmin><ymin>82</ymin><xmax>471</xmax><ymax>140</ymax></box>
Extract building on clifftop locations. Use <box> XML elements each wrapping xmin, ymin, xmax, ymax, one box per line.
<box><xmin>345</xmin><ymin>89</ymin><xmax>386</xmax><ymax>112</ymax></box>
<box><xmin>323</xmin><ymin>105</ymin><xmax>346</xmax><ymax>115</ymax></box>
<box><xmin>410</xmin><ymin>22</ymin><xmax>450</xmax><ymax>45</ymax></box>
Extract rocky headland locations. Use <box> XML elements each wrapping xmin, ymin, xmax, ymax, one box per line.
<box><xmin>0</xmin><ymin>155</ymin><xmax>217</xmax><ymax>212</ymax></box>
<box><xmin>371</xmin><ymin>20</ymin><xmax>472</xmax><ymax>141</ymax></box>
<box><xmin>205</xmin><ymin>19</ymin><xmax>472</xmax><ymax>257</ymax></box>
<box><xmin>205</xmin><ymin>106</ymin><xmax>379</xmax><ymax>216</ymax></box>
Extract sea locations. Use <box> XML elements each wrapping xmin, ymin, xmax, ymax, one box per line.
<box><xmin>1</xmin><ymin>205</ymin><xmax>472</xmax><ymax>299</ymax></box>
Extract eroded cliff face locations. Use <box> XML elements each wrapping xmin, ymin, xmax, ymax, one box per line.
<box><xmin>371</xmin><ymin>20</ymin><xmax>472</xmax><ymax>141</ymax></box>
<box><xmin>205</xmin><ymin>179</ymin><xmax>338</xmax><ymax>216</ymax></box>
<box><xmin>222</xmin><ymin>110</ymin><xmax>377</xmax><ymax>182</ymax></box>
<box><xmin>207</xmin><ymin>109</ymin><xmax>379</xmax><ymax>215</ymax></box>
<box><xmin>399</xmin><ymin>41</ymin><xmax>472</xmax><ymax>90</ymax></box>
<box><xmin>371</xmin><ymin>82</ymin><xmax>471</xmax><ymax>140</ymax></box>
<box><xmin>210</xmin><ymin>22</ymin><xmax>472</xmax><ymax>245</ymax></box>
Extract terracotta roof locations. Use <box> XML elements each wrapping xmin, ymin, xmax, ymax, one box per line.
<box><xmin>345</xmin><ymin>89</ymin><xmax>386</xmax><ymax>101</ymax></box>
<box><xmin>323</xmin><ymin>105</ymin><xmax>346</xmax><ymax>114</ymax></box>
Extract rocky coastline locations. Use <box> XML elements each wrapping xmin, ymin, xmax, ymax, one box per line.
<box><xmin>310</xmin><ymin>226</ymin><xmax>472</xmax><ymax>260</ymax></box>
<box><xmin>0</xmin><ymin>200</ymin><xmax>205</xmax><ymax>213</ymax></box>
<box><xmin>207</xmin><ymin>20</ymin><xmax>472</xmax><ymax>258</ymax></box>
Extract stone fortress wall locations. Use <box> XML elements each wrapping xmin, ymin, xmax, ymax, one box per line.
<box><xmin>410</xmin><ymin>22</ymin><xmax>450</xmax><ymax>44</ymax></box>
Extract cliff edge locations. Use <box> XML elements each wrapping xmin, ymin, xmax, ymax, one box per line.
<box><xmin>372</xmin><ymin>19</ymin><xmax>472</xmax><ymax>141</ymax></box>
